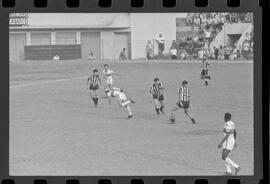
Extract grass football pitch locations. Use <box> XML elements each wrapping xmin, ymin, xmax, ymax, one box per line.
<box><xmin>9</xmin><ymin>60</ymin><xmax>253</xmax><ymax>176</ymax></box>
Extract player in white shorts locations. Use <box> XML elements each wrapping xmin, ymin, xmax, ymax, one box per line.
<box><xmin>218</xmin><ymin>113</ymin><xmax>241</xmax><ymax>175</ymax></box>
<box><xmin>103</xmin><ymin>64</ymin><xmax>115</xmax><ymax>87</ymax></box>
<box><xmin>104</xmin><ymin>87</ymin><xmax>135</xmax><ymax>119</ymax></box>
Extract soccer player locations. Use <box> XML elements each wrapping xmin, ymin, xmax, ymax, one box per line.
<box><xmin>105</xmin><ymin>88</ymin><xmax>135</xmax><ymax>119</ymax></box>
<box><xmin>170</xmin><ymin>80</ymin><xmax>196</xmax><ymax>124</ymax></box>
<box><xmin>87</xmin><ymin>69</ymin><xmax>101</xmax><ymax>107</ymax></box>
<box><xmin>200</xmin><ymin>55</ymin><xmax>211</xmax><ymax>86</ymax></box>
<box><xmin>103</xmin><ymin>64</ymin><xmax>116</xmax><ymax>88</ymax></box>
<box><xmin>149</xmin><ymin>77</ymin><xmax>165</xmax><ymax>115</ymax></box>
<box><xmin>218</xmin><ymin>113</ymin><xmax>241</xmax><ymax>175</ymax></box>
<box><xmin>103</xmin><ymin>85</ymin><xmax>122</xmax><ymax>105</ymax></box>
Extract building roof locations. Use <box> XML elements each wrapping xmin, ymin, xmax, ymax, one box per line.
<box><xmin>224</xmin><ymin>23</ymin><xmax>251</xmax><ymax>35</ymax></box>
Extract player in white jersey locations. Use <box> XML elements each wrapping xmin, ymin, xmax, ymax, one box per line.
<box><xmin>103</xmin><ymin>85</ymin><xmax>122</xmax><ymax>105</ymax></box>
<box><xmin>103</xmin><ymin>64</ymin><xmax>115</xmax><ymax>87</ymax></box>
<box><xmin>218</xmin><ymin>113</ymin><xmax>241</xmax><ymax>175</ymax></box>
<box><xmin>104</xmin><ymin>87</ymin><xmax>135</xmax><ymax>119</ymax></box>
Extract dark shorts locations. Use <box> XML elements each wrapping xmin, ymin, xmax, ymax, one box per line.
<box><xmin>90</xmin><ymin>84</ymin><xmax>99</xmax><ymax>90</ymax></box>
<box><xmin>171</xmin><ymin>55</ymin><xmax>177</xmax><ymax>59</ymax></box>
<box><xmin>177</xmin><ymin>101</ymin><xmax>189</xmax><ymax>109</ymax></box>
<box><xmin>201</xmin><ymin>69</ymin><xmax>208</xmax><ymax>77</ymax></box>
<box><xmin>158</xmin><ymin>43</ymin><xmax>164</xmax><ymax>51</ymax></box>
<box><xmin>153</xmin><ymin>94</ymin><xmax>164</xmax><ymax>101</ymax></box>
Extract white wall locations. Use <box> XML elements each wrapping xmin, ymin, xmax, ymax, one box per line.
<box><xmin>130</xmin><ymin>13</ymin><xmax>187</xmax><ymax>59</ymax></box>
<box><xmin>27</xmin><ymin>13</ymin><xmax>130</xmax><ymax>28</ymax></box>
<box><xmin>100</xmin><ymin>31</ymin><xmax>114</xmax><ymax>60</ymax></box>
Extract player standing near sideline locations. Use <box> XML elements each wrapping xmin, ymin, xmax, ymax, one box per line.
<box><xmin>149</xmin><ymin>77</ymin><xmax>165</xmax><ymax>115</ymax></box>
<box><xmin>103</xmin><ymin>64</ymin><xmax>116</xmax><ymax>88</ymax></box>
<box><xmin>105</xmin><ymin>88</ymin><xmax>135</xmax><ymax>119</ymax></box>
<box><xmin>170</xmin><ymin>80</ymin><xmax>196</xmax><ymax>124</ymax></box>
<box><xmin>201</xmin><ymin>54</ymin><xmax>211</xmax><ymax>86</ymax></box>
<box><xmin>218</xmin><ymin>113</ymin><xmax>241</xmax><ymax>175</ymax></box>
<box><xmin>87</xmin><ymin>69</ymin><xmax>101</xmax><ymax>107</ymax></box>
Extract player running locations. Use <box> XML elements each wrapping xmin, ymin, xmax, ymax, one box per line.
<box><xmin>149</xmin><ymin>77</ymin><xmax>165</xmax><ymax>115</ymax></box>
<box><xmin>87</xmin><ymin>69</ymin><xmax>101</xmax><ymax>107</ymax></box>
<box><xmin>200</xmin><ymin>55</ymin><xmax>211</xmax><ymax>86</ymax></box>
<box><xmin>104</xmin><ymin>87</ymin><xmax>135</xmax><ymax>119</ymax></box>
<box><xmin>103</xmin><ymin>64</ymin><xmax>116</xmax><ymax>88</ymax></box>
<box><xmin>170</xmin><ymin>80</ymin><xmax>196</xmax><ymax>124</ymax></box>
<box><xmin>218</xmin><ymin>113</ymin><xmax>241</xmax><ymax>175</ymax></box>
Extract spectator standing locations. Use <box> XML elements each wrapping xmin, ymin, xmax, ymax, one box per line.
<box><xmin>156</xmin><ymin>34</ymin><xmax>165</xmax><ymax>59</ymax></box>
<box><xmin>231</xmin><ymin>47</ymin><xmax>237</xmax><ymax>60</ymax></box>
<box><xmin>198</xmin><ymin>49</ymin><xmax>204</xmax><ymax>60</ymax></box>
<box><xmin>170</xmin><ymin>46</ymin><xmax>178</xmax><ymax>60</ymax></box>
<box><xmin>214</xmin><ymin>47</ymin><xmax>219</xmax><ymax>60</ymax></box>
<box><xmin>218</xmin><ymin>45</ymin><xmax>224</xmax><ymax>60</ymax></box>
<box><xmin>250</xmin><ymin>41</ymin><xmax>253</xmax><ymax>53</ymax></box>
<box><xmin>242</xmin><ymin>41</ymin><xmax>250</xmax><ymax>59</ymax></box>
<box><xmin>204</xmin><ymin>29</ymin><xmax>211</xmax><ymax>45</ymax></box>
<box><xmin>209</xmin><ymin>47</ymin><xmax>215</xmax><ymax>59</ymax></box>
<box><xmin>88</xmin><ymin>51</ymin><xmax>96</xmax><ymax>60</ymax></box>
<box><xmin>224</xmin><ymin>47</ymin><xmax>230</xmax><ymax>60</ymax></box>
<box><xmin>171</xmin><ymin>40</ymin><xmax>177</xmax><ymax>50</ymax></box>
<box><xmin>145</xmin><ymin>40</ymin><xmax>153</xmax><ymax>59</ymax></box>
<box><xmin>119</xmin><ymin>48</ymin><xmax>127</xmax><ymax>60</ymax></box>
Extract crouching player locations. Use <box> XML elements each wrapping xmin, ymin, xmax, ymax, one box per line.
<box><xmin>218</xmin><ymin>113</ymin><xmax>241</xmax><ymax>175</ymax></box>
<box><xmin>201</xmin><ymin>55</ymin><xmax>211</xmax><ymax>86</ymax></box>
<box><xmin>170</xmin><ymin>80</ymin><xmax>196</xmax><ymax>124</ymax></box>
<box><xmin>87</xmin><ymin>69</ymin><xmax>101</xmax><ymax>107</ymax></box>
<box><xmin>105</xmin><ymin>88</ymin><xmax>135</xmax><ymax>119</ymax></box>
<box><xmin>149</xmin><ymin>77</ymin><xmax>165</xmax><ymax>115</ymax></box>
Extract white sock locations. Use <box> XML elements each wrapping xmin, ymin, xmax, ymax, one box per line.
<box><xmin>126</xmin><ymin>106</ymin><xmax>132</xmax><ymax>115</ymax></box>
<box><xmin>225</xmin><ymin>157</ymin><xmax>239</xmax><ymax>169</ymax></box>
<box><xmin>225</xmin><ymin>161</ymin><xmax>232</xmax><ymax>173</ymax></box>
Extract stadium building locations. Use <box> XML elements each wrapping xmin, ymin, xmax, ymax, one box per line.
<box><xmin>9</xmin><ymin>13</ymin><xmax>186</xmax><ymax>61</ymax></box>
<box><xmin>9</xmin><ymin>13</ymin><xmax>253</xmax><ymax>62</ymax></box>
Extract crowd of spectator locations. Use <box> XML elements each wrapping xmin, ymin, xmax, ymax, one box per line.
<box><xmin>165</xmin><ymin>13</ymin><xmax>253</xmax><ymax>60</ymax></box>
<box><xmin>186</xmin><ymin>13</ymin><xmax>253</xmax><ymax>28</ymax></box>
<box><xmin>146</xmin><ymin>28</ymin><xmax>253</xmax><ymax>61</ymax></box>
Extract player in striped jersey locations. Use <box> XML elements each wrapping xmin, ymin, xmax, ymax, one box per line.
<box><xmin>201</xmin><ymin>55</ymin><xmax>211</xmax><ymax>86</ymax></box>
<box><xmin>170</xmin><ymin>80</ymin><xmax>196</xmax><ymax>124</ymax></box>
<box><xmin>87</xmin><ymin>69</ymin><xmax>101</xmax><ymax>107</ymax></box>
<box><xmin>149</xmin><ymin>77</ymin><xmax>165</xmax><ymax>115</ymax></box>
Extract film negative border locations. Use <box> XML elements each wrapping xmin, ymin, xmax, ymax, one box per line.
<box><xmin>0</xmin><ymin>0</ymin><xmax>264</xmax><ymax>11</ymax></box>
<box><xmin>1</xmin><ymin>176</ymin><xmax>267</xmax><ymax>184</ymax></box>
<box><xmin>0</xmin><ymin>0</ymin><xmax>267</xmax><ymax>184</ymax></box>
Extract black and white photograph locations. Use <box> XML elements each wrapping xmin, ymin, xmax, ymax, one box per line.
<box><xmin>9</xmin><ymin>13</ymin><xmax>254</xmax><ymax>176</ymax></box>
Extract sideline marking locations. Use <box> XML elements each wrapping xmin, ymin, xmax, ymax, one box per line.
<box><xmin>10</xmin><ymin>75</ymin><xmax>88</xmax><ymax>89</ymax></box>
